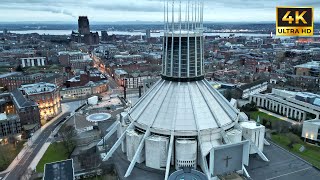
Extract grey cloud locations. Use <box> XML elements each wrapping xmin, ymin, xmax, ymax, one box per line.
<box><xmin>0</xmin><ymin>0</ymin><xmax>319</xmax><ymax>21</ymax></box>
<box><xmin>0</xmin><ymin>4</ymin><xmax>77</xmax><ymax>18</ymax></box>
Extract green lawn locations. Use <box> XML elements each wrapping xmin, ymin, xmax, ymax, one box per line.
<box><xmin>272</xmin><ymin>133</ymin><xmax>320</xmax><ymax>169</ymax></box>
<box><xmin>36</xmin><ymin>142</ymin><xmax>69</xmax><ymax>173</ymax></box>
<box><xmin>0</xmin><ymin>67</ymin><xmax>11</xmax><ymax>73</ymax></box>
<box><xmin>23</xmin><ymin>65</ymin><xmax>63</xmax><ymax>74</ymax></box>
<box><xmin>248</xmin><ymin>111</ymin><xmax>282</xmax><ymax>123</ymax></box>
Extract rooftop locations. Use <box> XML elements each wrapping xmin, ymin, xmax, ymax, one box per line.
<box><xmin>20</xmin><ymin>82</ymin><xmax>57</xmax><ymax>95</ymax></box>
<box><xmin>73</xmin><ymin>113</ymin><xmax>94</xmax><ymax>130</ymax></box>
<box><xmin>44</xmin><ymin>159</ymin><xmax>74</xmax><ymax>180</ymax></box>
<box><xmin>0</xmin><ymin>72</ymin><xmax>22</xmax><ymax>79</ymax></box>
<box><xmin>304</xmin><ymin>119</ymin><xmax>320</xmax><ymax>126</ymax></box>
<box><xmin>58</xmin><ymin>51</ymin><xmax>84</xmax><ymax>56</ymax></box>
<box><xmin>129</xmin><ymin>79</ymin><xmax>239</xmax><ymax>136</ymax></box>
<box><xmin>11</xmin><ymin>89</ymin><xmax>38</xmax><ymax>108</ymax></box>
<box><xmin>114</xmin><ymin>69</ymin><xmax>128</xmax><ymax>76</ymax></box>
<box><xmin>86</xmin><ymin>113</ymin><xmax>112</xmax><ymax>122</ymax></box>
<box><xmin>294</xmin><ymin>61</ymin><xmax>320</xmax><ymax>69</ymax></box>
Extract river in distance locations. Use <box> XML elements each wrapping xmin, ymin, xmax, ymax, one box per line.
<box><xmin>9</xmin><ymin>29</ymin><xmax>289</xmax><ymax>38</ymax></box>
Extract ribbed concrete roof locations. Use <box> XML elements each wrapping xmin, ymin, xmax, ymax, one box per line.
<box><xmin>128</xmin><ymin>79</ymin><xmax>239</xmax><ymax>136</ymax></box>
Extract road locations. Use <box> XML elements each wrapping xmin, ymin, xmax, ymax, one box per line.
<box><xmin>0</xmin><ymin>101</ymin><xmax>83</xmax><ymax>180</ymax></box>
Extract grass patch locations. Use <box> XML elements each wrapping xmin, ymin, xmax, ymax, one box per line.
<box><xmin>0</xmin><ymin>141</ymin><xmax>26</xmax><ymax>171</ymax></box>
<box><xmin>248</xmin><ymin>111</ymin><xmax>282</xmax><ymax>123</ymax></box>
<box><xmin>23</xmin><ymin>65</ymin><xmax>63</xmax><ymax>74</ymax></box>
<box><xmin>271</xmin><ymin>133</ymin><xmax>320</xmax><ymax>169</ymax></box>
<box><xmin>36</xmin><ymin>142</ymin><xmax>69</xmax><ymax>173</ymax></box>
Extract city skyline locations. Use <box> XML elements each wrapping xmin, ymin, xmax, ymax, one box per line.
<box><xmin>0</xmin><ymin>0</ymin><xmax>319</xmax><ymax>23</ymax></box>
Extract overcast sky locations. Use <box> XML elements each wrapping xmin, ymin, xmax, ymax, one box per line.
<box><xmin>0</xmin><ymin>0</ymin><xmax>319</xmax><ymax>23</ymax></box>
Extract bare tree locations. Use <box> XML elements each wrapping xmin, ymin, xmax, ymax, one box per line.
<box><xmin>59</xmin><ymin>125</ymin><xmax>77</xmax><ymax>155</ymax></box>
<box><xmin>8</xmin><ymin>135</ymin><xmax>17</xmax><ymax>148</ymax></box>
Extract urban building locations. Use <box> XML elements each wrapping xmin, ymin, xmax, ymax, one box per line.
<box><xmin>78</xmin><ymin>16</ymin><xmax>90</xmax><ymax>35</ymax></box>
<box><xmin>101</xmin><ymin>31</ymin><xmax>108</xmax><ymax>42</ymax></box>
<box><xmin>71</xmin><ymin>16</ymin><xmax>99</xmax><ymax>45</ymax></box>
<box><xmin>58</xmin><ymin>51</ymin><xmax>93</xmax><ymax>70</ymax></box>
<box><xmin>65</xmin><ymin>69</ymin><xmax>107</xmax><ymax>88</ymax></box>
<box><xmin>113</xmin><ymin>69</ymin><xmax>128</xmax><ymax>86</ymax></box>
<box><xmin>0</xmin><ymin>93</ymin><xmax>16</xmax><ymax>115</ymax></box>
<box><xmin>44</xmin><ymin>159</ymin><xmax>74</xmax><ymax>180</ymax></box>
<box><xmin>250</xmin><ymin>89</ymin><xmax>320</xmax><ymax>122</ymax></box>
<box><xmin>302</xmin><ymin>119</ymin><xmax>320</xmax><ymax>144</ymax></box>
<box><xmin>113</xmin><ymin>54</ymin><xmax>144</xmax><ymax>64</ymax></box>
<box><xmin>0</xmin><ymin>113</ymin><xmax>21</xmax><ymax>138</ymax></box>
<box><xmin>125</xmin><ymin>73</ymin><xmax>160</xmax><ymax>89</ymax></box>
<box><xmin>294</xmin><ymin>61</ymin><xmax>320</xmax><ymax>77</ymax></box>
<box><xmin>19</xmin><ymin>82</ymin><xmax>61</xmax><ymax>122</ymax></box>
<box><xmin>0</xmin><ymin>73</ymin><xmax>44</xmax><ymax>91</ymax></box>
<box><xmin>101</xmin><ymin>2</ymin><xmax>268</xmax><ymax>179</ymax></box>
<box><xmin>11</xmin><ymin>89</ymin><xmax>41</xmax><ymax>135</ymax></box>
<box><xmin>146</xmin><ymin>29</ymin><xmax>151</xmax><ymax>39</ymax></box>
<box><xmin>20</xmin><ymin>57</ymin><xmax>46</xmax><ymax>68</ymax></box>
<box><xmin>60</xmin><ymin>80</ymin><xmax>108</xmax><ymax>100</ymax></box>
<box><xmin>0</xmin><ymin>72</ymin><xmax>23</xmax><ymax>89</ymax></box>
<box><xmin>41</xmin><ymin>74</ymin><xmax>65</xmax><ymax>88</ymax></box>
<box><xmin>237</xmin><ymin>79</ymin><xmax>268</xmax><ymax>99</ymax></box>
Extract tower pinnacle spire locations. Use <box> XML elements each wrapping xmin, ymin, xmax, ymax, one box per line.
<box><xmin>162</xmin><ymin>0</ymin><xmax>205</xmax><ymax>81</ymax></box>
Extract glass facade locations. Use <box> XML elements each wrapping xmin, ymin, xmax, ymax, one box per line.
<box><xmin>163</xmin><ymin>35</ymin><xmax>203</xmax><ymax>78</ymax></box>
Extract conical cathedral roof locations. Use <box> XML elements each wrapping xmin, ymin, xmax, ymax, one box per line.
<box><xmin>128</xmin><ymin>79</ymin><xmax>240</xmax><ymax>136</ymax></box>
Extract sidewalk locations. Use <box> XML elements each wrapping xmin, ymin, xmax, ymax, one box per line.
<box><xmin>0</xmin><ymin>102</ymin><xmax>80</xmax><ymax>175</ymax></box>
<box><xmin>28</xmin><ymin>101</ymin><xmax>87</xmax><ymax>171</ymax></box>
<box><xmin>258</xmin><ymin>108</ymin><xmax>300</xmax><ymax>124</ymax></box>
<box><xmin>28</xmin><ymin>142</ymin><xmax>51</xmax><ymax>171</ymax></box>
<box><xmin>0</xmin><ymin>112</ymin><xmax>65</xmax><ymax>174</ymax></box>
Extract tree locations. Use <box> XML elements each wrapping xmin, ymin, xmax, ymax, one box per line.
<box><xmin>287</xmin><ymin>133</ymin><xmax>300</xmax><ymax>149</ymax></box>
<box><xmin>290</xmin><ymin>124</ymin><xmax>303</xmax><ymax>136</ymax></box>
<box><xmin>78</xmin><ymin>148</ymin><xmax>100</xmax><ymax>170</ymax></box>
<box><xmin>15</xmin><ymin>65</ymin><xmax>24</xmax><ymax>72</ymax></box>
<box><xmin>8</xmin><ymin>135</ymin><xmax>17</xmax><ymax>147</ymax></box>
<box><xmin>59</xmin><ymin>125</ymin><xmax>77</xmax><ymax>155</ymax></box>
<box><xmin>241</xmin><ymin>102</ymin><xmax>258</xmax><ymax>112</ymax></box>
<box><xmin>273</xmin><ymin>121</ymin><xmax>290</xmax><ymax>134</ymax></box>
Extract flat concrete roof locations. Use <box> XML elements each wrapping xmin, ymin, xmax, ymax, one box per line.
<box><xmin>247</xmin><ymin>142</ymin><xmax>320</xmax><ymax>180</ymax></box>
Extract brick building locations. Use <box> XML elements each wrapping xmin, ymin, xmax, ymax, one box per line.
<box><xmin>11</xmin><ymin>90</ymin><xmax>41</xmax><ymax>135</ymax></box>
<box><xmin>0</xmin><ymin>73</ymin><xmax>44</xmax><ymax>91</ymax></box>
<box><xmin>19</xmin><ymin>82</ymin><xmax>61</xmax><ymax>123</ymax></box>
<box><xmin>58</xmin><ymin>51</ymin><xmax>93</xmax><ymax>70</ymax></box>
<box><xmin>0</xmin><ymin>114</ymin><xmax>21</xmax><ymax>138</ymax></box>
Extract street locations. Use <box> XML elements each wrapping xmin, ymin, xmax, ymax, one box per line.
<box><xmin>0</xmin><ymin>101</ymin><xmax>83</xmax><ymax>180</ymax></box>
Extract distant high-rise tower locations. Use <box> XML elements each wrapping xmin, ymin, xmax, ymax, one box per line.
<box><xmin>72</xmin><ymin>16</ymin><xmax>99</xmax><ymax>45</ymax></box>
<box><xmin>146</xmin><ymin>29</ymin><xmax>151</xmax><ymax>39</ymax></box>
<box><xmin>3</xmin><ymin>29</ymin><xmax>8</xmax><ymax>36</ymax></box>
<box><xmin>101</xmin><ymin>31</ymin><xmax>109</xmax><ymax>41</ymax></box>
<box><xmin>78</xmin><ymin>16</ymin><xmax>90</xmax><ymax>35</ymax></box>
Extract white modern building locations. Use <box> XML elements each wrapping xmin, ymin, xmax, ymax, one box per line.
<box><xmin>250</xmin><ymin>89</ymin><xmax>320</xmax><ymax>122</ymax></box>
<box><xmin>20</xmin><ymin>57</ymin><xmax>46</xmax><ymax>68</ymax></box>
<box><xmin>60</xmin><ymin>80</ymin><xmax>108</xmax><ymax>100</ymax></box>
<box><xmin>302</xmin><ymin>119</ymin><xmax>320</xmax><ymax>143</ymax></box>
<box><xmin>238</xmin><ymin>80</ymin><xmax>268</xmax><ymax>99</ymax></box>
<box><xmin>99</xmin><ymin>1</ymin><xmax>268</xmax><ymax>180</ymax></box>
